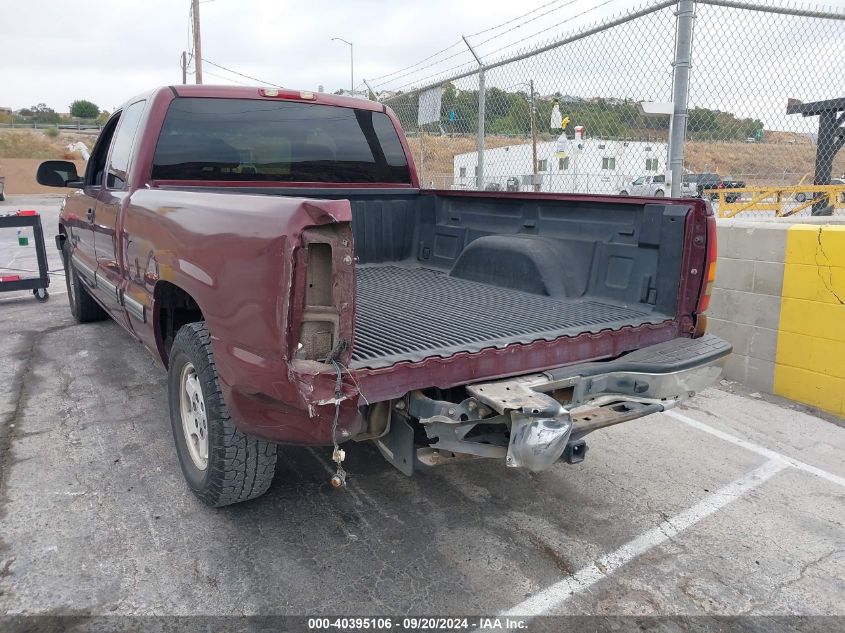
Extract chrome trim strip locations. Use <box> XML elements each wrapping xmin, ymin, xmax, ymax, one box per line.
<box><xmin>124</xmin><ymin>294</ymin><xmax>146</xmax><ymax>322</ymax></box>
<box><xmin>70</xmin><ymin>255</ymin><xmax>96</xmax><ymax>287</ymax></box>
<box><xmin>96</xmin><ymin>273</ymin><xmax>119</xmax><ymax>302</ymax></box>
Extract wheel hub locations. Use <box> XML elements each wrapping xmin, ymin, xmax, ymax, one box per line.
<box><xmin>179</xmin><ymin>362</ymin><xmax>208</xmax><ymax>470</ymax></box>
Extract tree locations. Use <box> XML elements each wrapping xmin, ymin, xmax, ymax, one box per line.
<box><xmin>29</xmin><ymin>104</ymin><xmax>60</xmax><ymax>124</ymax></box>
<box><xmin>96</xmin><ymin>110</ymin><xmax>111</xmax><ymax>125</ymax></box>
<box><xmin>70</xmin><ymin>99</ymin><xmax>100</xmax><ymax>119</ymax></box>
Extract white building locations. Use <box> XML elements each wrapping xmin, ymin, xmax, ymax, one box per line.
<box><xmin>453</xmin><ymin>126</ymin><xmax>668</xmax><ymax>195</ymax></box>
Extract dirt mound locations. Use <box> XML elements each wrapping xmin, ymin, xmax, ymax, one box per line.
<box><xmin>0</xmin><ymin>158</ymin><xmax>87</xmax><ymax>195</ymax></box>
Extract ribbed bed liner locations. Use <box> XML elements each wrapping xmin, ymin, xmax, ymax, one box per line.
<box><xmin>351</xmin><ymin>265</ymin><xmax>666</xmax><ymax>369</ymax></box>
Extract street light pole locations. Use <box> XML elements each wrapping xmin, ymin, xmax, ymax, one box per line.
<box><xmin>332</xmin><ymin>37</ymin><xmax>354</xmax><ymax>95</ymax></box>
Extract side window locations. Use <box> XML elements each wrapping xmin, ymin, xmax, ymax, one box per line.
<box><xmin>107</xmin><ymin>100</ymin><xmax>146</xmax><ymax>189</ymax></box>
<box><xmin>85</xmin><ymin>114</ymin><xmax>121</xmax><ymax>187</ymax></box>
<box><xmin>653</xmin><ymin>175</ymin><xmax>665</xmax><ymax>184</ymax></box>
<box><xmin>602</xmin><ymin>157</ymin><xmax>616</xmax><ymax>170</ymax></box>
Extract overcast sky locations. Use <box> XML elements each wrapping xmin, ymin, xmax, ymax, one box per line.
<box><xmin>2</xmin><ymin>0</ymin><xmax>844</xmax><ymax>116</ymax></box>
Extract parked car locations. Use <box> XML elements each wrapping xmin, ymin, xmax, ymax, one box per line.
<box><xmin>619</xmin><ymin>174</ymin><xmax>668</xmax><ymax>197</ymax></box>
<box><xmin>37</xmin><ymin>85</ymin><xmax>728</xmax><ymax>507</ymax></box>
<box><xmin>794</xmin><ymin>178</ymin><xmax>845</xmax><ymax>203</ymax></box>
<box><xmin>721</xmin><ymin>175</ymin><xmax>745</xmax><ymax>189</ymax></box>
<box><xmin>683</xmin><ymin>173</ymin><xmax>742</xmax><ymax>203</ymax></box>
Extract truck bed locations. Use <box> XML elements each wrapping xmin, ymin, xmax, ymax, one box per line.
<box><xmin>352</xmin><ymin>264</ymin><xmax>669</xmax><ymax>369</ymax></box>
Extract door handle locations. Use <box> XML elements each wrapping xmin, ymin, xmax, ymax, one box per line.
<box><xmin>86</xmin><ymin>207</ymin><xmax>95</xmax><ymax>222</ymax></box>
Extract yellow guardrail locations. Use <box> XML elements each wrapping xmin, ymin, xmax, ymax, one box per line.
<box><xmin>714</xmin><ymin>185</ymin><xmax>845</xmax><ymax>218</ymax></box>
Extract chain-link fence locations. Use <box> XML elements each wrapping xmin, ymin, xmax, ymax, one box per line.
<box><xmin>371</xmin><ymin>0</ymin><xmax>845</xmax><ymax>218</ymax></box>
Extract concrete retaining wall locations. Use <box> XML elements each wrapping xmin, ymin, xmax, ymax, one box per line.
<box><xmin>710</xmin><ymin>218</ymin><xmax>845</xmax><ymax>417</ymax></box>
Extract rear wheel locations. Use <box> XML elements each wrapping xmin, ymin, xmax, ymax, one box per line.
<box><xmin>619</xmin><ymin>190</ymin><xmax>628</xmax><ymax>196</ymax></box>
<box><xmin>168</xmin><ymin>322</ymin><xmax>277</xmax><ymax>507</ymax></box>
<box><xmin>62</xmin><ymin>239</ymin><xmax>107</xmax><ymax>322</ymax></box>
<box><xmin>654</xmin><ymin>189</ymin><xmax>665</xmax><ymax>197</ymax></box>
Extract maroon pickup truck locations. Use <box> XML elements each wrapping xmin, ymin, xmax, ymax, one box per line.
<box><xmin>37</xmin><ymin>85</ymin><xmax>729</xmax><ymax>507</ymax></box>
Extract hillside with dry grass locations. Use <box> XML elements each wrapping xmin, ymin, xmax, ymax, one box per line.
<box><xmin>406</xmin><ymin>134</ymin><xmax>845</xmax><ymax>188</ymax></box>
<box><xmin>1</xmin><ymin>128</ymin><xmax>842</xmax><ymax>193</ymax></box>
<box><xmin>0</xmin><ymin>130</ymin><xmax>91</xmax><ymax>194</ymax></box>
<box><xmin>0</xmin><ymin>130</ymin><xmax>92</xmax><ymax>160</ymax></box>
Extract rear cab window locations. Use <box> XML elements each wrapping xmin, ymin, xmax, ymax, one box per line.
<box><xmin>151</xmin><ymin>97</ymin><xmax>411</xmax><ymax>184</ymax></box>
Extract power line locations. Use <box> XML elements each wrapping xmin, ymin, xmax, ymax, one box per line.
<box><xmin>202</xmin><ymin>69</ymin><xmax>251</xmax><ymax>86</ymax></box>
<box><xmin>203</xmin><ymin>59</ymin><xmax>282</xmax><ymax>87</ymax></box>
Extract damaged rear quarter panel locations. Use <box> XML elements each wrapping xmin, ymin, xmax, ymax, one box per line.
<box><xmin>125</xmin><ymin>188</ymin><xmax>362</xmax><ymax>444</ymax></box>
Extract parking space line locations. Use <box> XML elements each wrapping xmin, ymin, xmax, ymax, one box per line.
<box><xmin>666</xmin><ymin>410</ymin><xmax>845</xmax><ymax>489</ymax></box>
<box><xmin>497</xmin><ymin>459</ymin><xmax>787</xmax><ymax>619</ymax></box>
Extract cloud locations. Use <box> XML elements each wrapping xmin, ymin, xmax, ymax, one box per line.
<box><xmin>1</xmin><ymin>0</ymin><xmax>843</xmax><ymax>135</ymax></box>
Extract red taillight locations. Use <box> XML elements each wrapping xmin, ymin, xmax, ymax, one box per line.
<box><xmin>696</xmin><ymin>215</ymin><xmax>718</xmax><ymax>315</ymax></box>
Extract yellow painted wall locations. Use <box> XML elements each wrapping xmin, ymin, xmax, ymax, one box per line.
<box><xmin>774</xmin><ymin>225</ymin><xmax>845</xmax><ymax>416</ymax></box>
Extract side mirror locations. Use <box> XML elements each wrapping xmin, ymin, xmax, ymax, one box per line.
<box><xmin>36</xmin><ymin>160</ymin><xmax>83</xmax><ymax>188</ymax></box>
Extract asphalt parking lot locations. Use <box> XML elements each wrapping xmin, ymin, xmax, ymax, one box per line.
<box><xmin>1</xmin><ymin>195</ymin><xmax>844</xmax><ymax>619</ymax></box>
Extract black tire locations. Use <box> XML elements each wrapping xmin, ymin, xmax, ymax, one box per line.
<box><xmin>62</xmin><ymin>239</ymin><xmax>107</xmax><ymax>322</ymax></box>
<box><xmin>0</xmin><ymin>193</ymin><xmax>5</xmax><ymax>202</ymax></box>
<box><xmin>33</xmin><ymin>288</ymin><xmax>49</xmax><ymax>302</ymax></box>
<box><xmin>168</xmin><ymin>322</ymin><xmax>277</xmax><ymax>507</ymax></box>
<box><xmin>619</xmin><ymin>190</ymin><xmax>628</xmax><ymax>196</ymax></box>
<box><xmin>654</xmin><ymin>189</ymin><xmax>665</xmax><ymax>197</ymax></box>
<box><xmin>795</xmin><ymin>192</ymin><xmax>806</xmax><ymax>203</ymax></box>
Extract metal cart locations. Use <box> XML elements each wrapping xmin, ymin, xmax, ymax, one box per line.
<box><xmin>0</xmin><ymin>210</ymin><xmax>50</xmax><ymax>302</ymax></box>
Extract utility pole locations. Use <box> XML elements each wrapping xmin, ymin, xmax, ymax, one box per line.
<box><xmin>181</xmin><ymin>51</ymin><xmax>187</xmax><ymax>84</ymax></box>
<box><xmin>191</xmin><ymin>0</ymin><xmax>203</xmax><ymax>84</ymax></box>
<box><xmin>530</xmin><ymin>79</ymin><xmax>539</xmax><ymax>192</ymax></box>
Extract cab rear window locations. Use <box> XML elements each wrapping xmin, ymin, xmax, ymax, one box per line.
<box><xmin>151</xmin><ymin>97</ymin><xmax>411</xmax><ymax>184</ymax></box>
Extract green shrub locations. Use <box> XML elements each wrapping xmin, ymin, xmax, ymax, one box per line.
<box><xmin>44</xmin><ymin>126</ymin><xmax>59</xmax><ymax>138</ymax></box>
